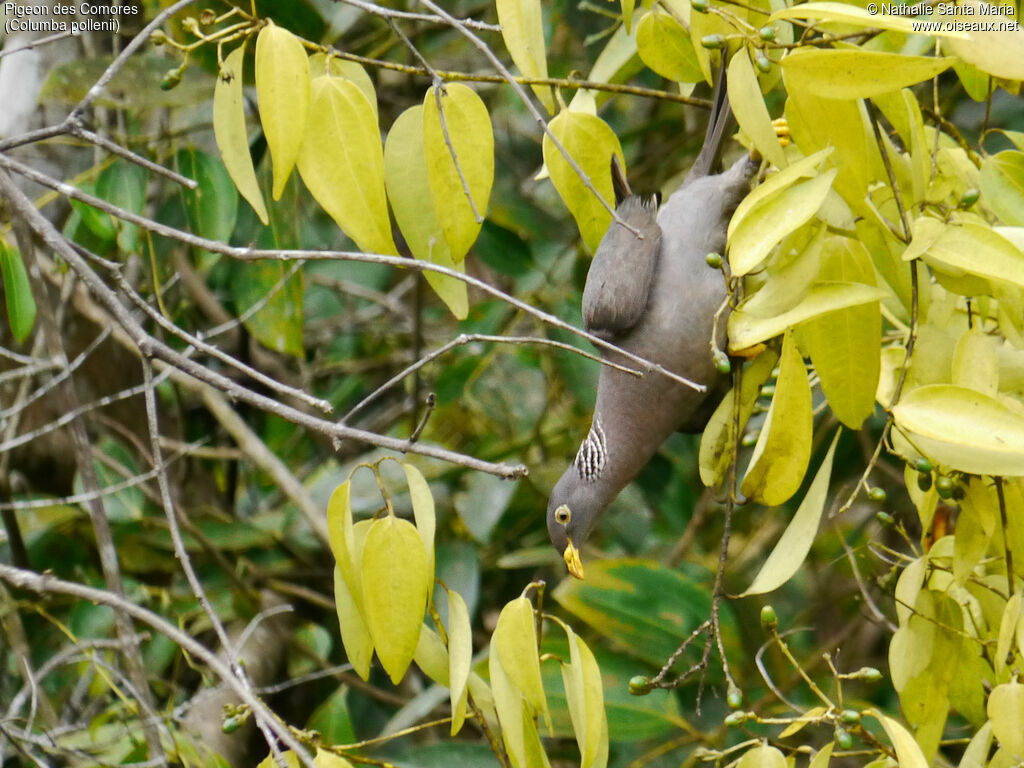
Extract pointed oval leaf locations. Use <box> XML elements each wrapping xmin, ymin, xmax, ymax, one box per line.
<box><xmin>423</xmin><ymin>84</ymin><xmax>494</xmax><ymax>262</ymax></box>
<box><xmin>953</xmin><ymin>486</ymin><xmax>995</xmax><ymax>586</ymax></box>
<box><xmin>729</xmin><ymin>282</ymin><xmax>887</xmax><ymax>351</ymax></box>
<box><xmin>909</xmin><ymin>218</ymin><xmax>1024</xmax><ymax>292</ymax></box>
<box><xmin>315</xmin><ymin>750</ymin><xmax>354</xmax><ymax>768</ymax></box>
<box><xmin>446</xmin><ymin>589</ymin><xmax>472</xmax><ymax>735</ymax></box>
<box><xmin>769</xmin><ymin>1</ymin><xmax>964</xmax><ymax>35</ymax></box>
<box><xmin>981</xmin><ymin>151</ymin><xmax>1024</xmax><ymax>227</ymax></box>
<box><xmin>0</xmin><ymin>243</ymin><xmax>36</xmax><ymax>343</ymax></box>
<box><xmin>297</xmin><ymin>76</ymin><xmax>396</xmax><ymax>255</ymax></box>
<box><xmin>809</xmin><ymin>743</ymin><xmax>834</xmax><ymax>768</ymax></box>
<box><xmin>561</xmin><ymin>626</ymin><xmax>608</xmax><ymax>768</ymax></box>
<box><xmin>255</xmin><ymin>21</ymin><xmax>310</xmax><ymax>200</ymax></box>
<box><xmin>496</xmin><ymin>0</ymin><xmax>553</xmax><ymax>112</ymax></box>
<box><xmin>867</xmin><ymin>710</ymin><xmax>930</xmax><ymax>768</ymax></box>
<box><xmin>780</xmin><ymin>48</ymin><xmax>955</xmax><ymax>100</ymax></box>
<box><xmin>326</xmin><ymin>481</ymin><xmax>359</xmax><ymax>602</ymax></box>
<box><xmin>943</xmin><ymin>2</ymin><xmax>1024</xmax><ymax>81</ymax></box>
<box><xmin>177</xmin><ymin>147</ymin><xmax>239</xmax><ymax>245</ymax></box>
<box><xmin>737</xmin><ymin>744</ymin><xmax>787</xmax><ymax>768</ymax></box>
<box><xmin>495</xmin><ymin>597</ymin><xmax>549</xmax><ymax>727</ymax></box>
<box><xmin>489</xmin><ymin>647</ymin><xmax>528</xmax><ymax>768</ymax></box>
<box><xmin>728</xmin><ymin>51</ymin><xmax>787</xmax><ymax>169</ymax></box>
<box><xmin>414</xmin><ymin>625</ymin><xmax>450</xmax><ymax>684</ymax></box>
<box><xmin>214</xmin><ymin>42</ymin><xmax>269</xmax><ymax>225</ymax></box>
<box><xmin>740</xmin><ymin>331</ymin><xmax>813</xmax><ymax>506</ymax></box>
<box><xmin>308</xmin><ymin>53</ymin><xmax>378</xmax><ymax>121</ymax></box>
<box><xmin>988</xmin><ymin>682</ymin><xmax>1024</xmax><ymax>756</ymax></box>
<box><xmin>636</xmin><ymin>9</ymin><xmax>703</xmax><ymax>84</ymax></box>
<box><xmin>953</xmin><ymin>327</ymin><xmax>999</xmax><ymax>396</ymax></box>
<box><xmin>361</xmin><ymin>516</ymin><xmax>429</xmax><ymax>683</ymax></box>
<box><xmin>892</xmin><ymin>384</ymin><xmax>1024</xmax><ymax>476</ymax></box>
<box><xmin>334</xmin><ymin>566</ymin><xmax>373</xmax><ymax>680</ymax></box>
<box><xmin>542</xmin><ymin>110</ymin><xmax>624</xmax><ymax>253</ymax></box>
<box><xmin>996</xmin><ymin>593</ymin><xmax>1022</xmax><ymax>679</ymax></box>
<box><xmin>402</xmin><ymin>462</ymin><xmax>436</xmax><ymax>585</ymax></box>
<box><xmin>741</xmin><ymin>429</ymin><xmax>841</xmax><ymax>596</ymax></box>
<box><xmin>801</xmin><ymin>238</ymin><xmax>882</xmax><ymax>429</ymax></box>
<box><xmin>96</xmin><ymin>159</ymin><xmax>147</xmax><ymax>253</ymax></box>
<box><xmin>959</xmin><ymin>721</ymin><xmax>993</xmax><ymax>768</ymax></box>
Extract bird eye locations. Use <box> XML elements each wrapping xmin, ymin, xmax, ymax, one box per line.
<box><xmin>555</xmin><ymin>505</ymin><xmax>571</xmax><ymax>525</ymax></box>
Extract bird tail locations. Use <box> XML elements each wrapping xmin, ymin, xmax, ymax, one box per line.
<box><xmin>687</xmin><ymin>56</ymin><xmax>734</xmax><ymax>181</ymax></box>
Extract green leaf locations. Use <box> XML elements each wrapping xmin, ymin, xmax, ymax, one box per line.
<box><xmin>213</xmin><ymin>42</ymin><xmax>268</xmax><ymax>225</ymax></box>
<box><xmin>308</xmin><ymin>53</ymin><xmax>378</xmax><ymax>121</ymax></box>
<box><xmin>423</xmin><ymin>84</ymin><xmax>494</xmax><ymax>262</ymax></box>
<box><xmin>446</xmin><ymin>588</ymin><xmax>472</xmax><ymax>735</ymax></box>
<box><xmin>809</xmin><ymin>743</ymin><xmax>834</xmax><ymax>768</ymax></box>
<box><xmin>801</xmin><ymin>237</ymin><xmax>881</xmax><ymax>429</ymax></box>
<box><xmin>560</xmin><ymin>626</ymin><xmax>608</xmax><ymax>768</ymax></box>
<box><xmin>0</xmin><ymin>242</ymin><xmax>36</xmax><ymax>343</ymax></box>
<box><xmin>636</xmin><ymin>9</ymin><xmax>703</xmax><ymax>85</ymax></box>
<box><xmin>981</xmin><ymin>151</ymin><xmax>1024</xmax><ymax>227</ymax></box>
<box><xmin>737</xmin><ymin>743</ymin><xmax>787</xmax><ymax>768</ymax></box>
<box><xmin>496</xmin><ymin>0</ymin><xmax>554</xmax><ymax>112</ymax></box>
<box><xmin>892</xmin><ymin>384</ymin><xmax>1024</xmax><ymax>476</ymax></box>
<box><xmin>942</xmin><ymin>1</ymin><xmax>1024</xmax><ymax>81</ymax></box>
<box><xmin>953</xmin><ymin>481</ymin><xmax>995</xmax><ymax>586</ymax></box>
<box><xmin>988</xmin><ymin>682</ymin><xmax>1024</xmax><ymax>756</ymax></box>
<box><xmin>306</xmin><ymin>686</ymin><xmax>356</xmax><ymax>747</ymax></box>
<box><xmin>333</xmin><ymin>566</ymin><xmax>373</xmax><ymax>680</ymax></box>
<box><xmin>740</xmin><ymin>331</ymin><xmax>813</xmax><ymax>506</ymax></box>
<box><xmin>231</xmin><ymin>259</ymin><xmax>304</xmax><ymax>357</ymax></box>
<box><xmin>255</xmin><ymin>21</ymin><xmax>311</xmax><ymax>200</ymax></box>
<box><xmin>177</xmin><ymin>147</ymin><xmax>238</xmax><ymax>246</ymax></box>
<box><xmin>494</xmin><ymin>597</ymin><xmax>549</xmax><ymax>728</ymax></box>
<box><xmin>728</xmin><ymin>50</ymin><xmax>786</xmax><ymax>169</ymax></box>
<box><xmin>780</xmin><ymin>49</ymin><xmax>955</xmax><ymax>100</ymax></box>
<box><xmin>542</xmin><ymin>110</ymin><xmax>624</xmax><ymax>253</ymax></box>
<box><xmin>361</xmin><ymin>516</ymin><xmax>430</xmax><ymax>683</ymax></box>
<box><xmin>96</xmin><ymin>159</ymin><xmax>147</xmax><ymax>253</ymax></box>
<box><xmin>297</xmin><ymin>76</ymin><xmax>396</xmax><ymax>256</ymax></box>
<box><xmin>740</xmin><ymin>429</ymin><xmax>840</xmax><ymax>596</ymax></box>
<box><xmin>866</xmin><ymin>710</ymin><xmax>930</xmax><ymax>768</ymax></box>
<box><xmin>384</xmin><ymin>106</ymin><xmax>468</xmax><ymax>319</ymax></box>
<box><xmin>729</xmin><ymin>282</ymin><xmax>887</xmax><ymax>352</ymax></box>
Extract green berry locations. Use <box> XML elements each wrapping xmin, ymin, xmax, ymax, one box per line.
<box><xmin>727</xmin><ymin>684</ymin><xmax>743</xmax><ymax>710</ymax></box>
<box><xmin>221</xmin><ymin>716</ymin><xmax>240</xmax><ymax>734</ymax></box>
<box><xmin>758</xmin><ymin>25</ymin><xmax>776</xmax><ymax>41</ymax></box>
<box><xmin>835</xmin><ymin>727</ymin><xmax>854</xmax><ymax>750</ymax></box>
<box><xmin>936</xmin><ymin>475</ymin><xmax>954</xmax><ymax>499</ymax></box>
<box><xmin>706</xmin><ymin>252</ymin><xmax>723</xmax><ymax>268</ymax></box>
<box><xmin>755</xmin><ymin>54</ymin><xmax>772</xmax><ymax>74</ymax></box>
<box><xmin>629</xmin><ymin>675</ymin><xmax>653</xmax><ymax>695</ymax></box>
<box><xmin>915</xmin><ymin>457</ymin><xmax>933</xmax><ymax>474</ymax></box>
<box><xmin>876</xmin><ymin>511</ymin><xmax>895</xmax><ymax>526</ymax></box>
<box><xmin>857</xmin><ymin>666</ymin><xmax>883</xmax><ymax>682</ymax></box>
<box><xmin>760</xmin><ymin>605</ymin><xmax>778</xmax><ymax>632</ymax></box>
<box><xmin>868</xmin><ymin>486</ymin><xmax>887</xmax><ymax>502</ymax></box>
<box><xmin>160</xmin><ymin>68</ymin><xmax>182</xmax><ymax>91</ymax></box>
<box><xmin>701</xmin><ymin>34</ymin><xmax>725</xmax><ymax>49</ymax></box>
<box><xmin>840</xmin><ymin>709</ymin><xmax>861</xmax><ymax>725</ymax></box>
<box><xmin>917</xmin><ymin>472</ymin><xmax>933</xmax><ymax>492</ymax></box>
<box><xmin>724</xmin><ymin>710</ymin><xmax>748</xmax><ymax>727</ymax></box>
<box><xmin>714</xmin><ymin>352</ymin><xmax>732</xmax><ymax>375</ymax></box>
<box><xmin>960</xmin><ymin>188</ymin><xmax>980</xmax><ymax>207</ymax></box>
<box><xmin>691</xmin><ymin>0</ymin><xmax>709</xmax><ymax>12</ymax></box>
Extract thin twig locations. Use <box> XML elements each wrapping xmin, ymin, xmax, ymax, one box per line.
<box><xmin>995</xmin><ymin>477</ymin><xmax>1015</xmax><ymax>598</ymax></box>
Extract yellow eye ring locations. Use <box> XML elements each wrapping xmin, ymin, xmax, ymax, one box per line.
<box><xmin>554</xmin><ymin>505</ymin><xmax>571</xmax><ymax>525</ymax></box>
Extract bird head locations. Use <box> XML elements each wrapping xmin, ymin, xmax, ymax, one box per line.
<box><xmin>546</xmin><ymin>469</ymin><xmax>606</xmax><ymax>579</ymax></box>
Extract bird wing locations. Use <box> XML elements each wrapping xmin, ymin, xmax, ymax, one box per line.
<box><xmin>582</xmin><ymin>195</ymin><xmax>662</xmax><ymax>341</ymax></box>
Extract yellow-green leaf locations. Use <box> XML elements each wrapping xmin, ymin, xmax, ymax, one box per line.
<box><xmin>892</xmin><ymin>384</ymin><xmax>1024</xmax><ymax>476</ymax></box>
<box><xmin>315</xmin><ymin>750</ymin><xmax>354</xmax><ymax>768</ymax></box>
<box><xmin>780</xmin><ymin>49</ymin><xmax>955</xmax><ymax>100</ymax></box>
<box><xmin>728</xmin><ymin>50</ymin><xmax>786</xmax><ymax>169</ymax></box>
<box><xmin>737</xmin><ymin>743</ymin><xmax>787</xmax><ymax>768</ymax></box>
<box><xmin>361</xmin><ymin>516</ymin><xmax>429</xmax><ymax>683</ymax></box>
<box><xmin>297</xmin><ymin>76</ymin><xmax>396</xmax><ymax>256</ymax></box>
<box><xmin>802</xmin><ymin>237</ymin><xmax>881</xmax><ymax>429</ymax></box>
<box><xmin>496</xmin><ymin>0</ymin><xmax>554</xmax><ymax>113</ymax></box>
<box><xmin>384</xmin><ymin>106</ymin><xmax>468</xmax><ymax>319</ymax></box>
<box><xmin>494</xmin><ymin>597</ymin><xmax>549</xmax><ymax>728</ymax></box>
<box><xmin>308</xmin><ymin>53</ymin><xmax>377</xmax><ymax>121</ymax></box>
<box><xmin>953</xmin><ymin>480</ymin><xmax>995</xmax><ymax>585</ymax></box>
<box><xmin>333</xmin><ymin>566</ymin><xmax>373</xmax><ymax>681</ymax></box>
<box><xmin>988</xmin><ymin>682</ymin><xmax>1024</xmax><ymax>756</ymax></box>
<box><xmin>867</xmin><ymin>710</ymin><xmax>930</xmax><ymax>768</ymax></box>
<box><xmin>769</xmin><ymin>1</ymin><xmax>958</xmax><ymax>35</ymax></box>
<box><xmin>981</xmin><ymin>151</ymin><xmax>1024</xmax><ymax>227</ymax></box>
<box><xmin>699</xmin><ymin>350</ymin><xmax>779</xmax><ymax>488</ymax></box>
<box><xmin>995</xmin><ymin>593</ymin><xmax>1022</xmax><ymax>680</ymax></box>
<box><xmin>907</xmin><ymin>217</ymin><xmax>1024</xmax><ymax>293</ymax></box>
<box><xmin>213</xmin><ymin>42</ymin><xmax>268</xmax><ymax>225</ymax></box>
<box><xmin>943</xmin><ymin>2</ymin><xmax>1024</xmax><ymax>81</ymax></box>
<box><xmin>423</xmin><ymin>84</ymin><xmax>494</xmax><ymax>262</ymax></box>
<box><xmin>542</xmin><ymin>110</ymin><xmax>624</xmax><ymax>253</ymax></box>
<box><xmin>953</xmin><ymin>327</ymin><xmax>999</xmax><ymax>396</ymax></box>
<box><xmin>414</xmin><ymin>624</ymin><xmax>450</xmax><ymax>683</ymax></box>
<box><xmin>561</xmin><ymin>626</ymin><xmax>608</xmax><ymax>768</ymax></box>
<box><xmin>447</xmin><ymin>588</ymin><xmax>472</xmax><ymax>735</ymax></box>
<box><xmin>402</xmin><ymin>462</ymin><xmax>436</xmax><ymax>585</ymax></box>
<box><xmin>740</xmin><ymin>331</ymin><xmax>813</xmax><ymax>506</ymax></box>
<box><xmin>741</xmin><ymin>429</ymin><xmax>840</xmax><ymax>596</ymax></box>
<box><xmin>809</xmin><ymin>743</ymin><xmax>834</xmax><ymax>768</ymax></box>
<box><xmin>489</xmin><ymin>647</ymin><xmax>528</xmax><ymax>768</ymax></box>
<box><xmin>959</xmin><ymin>722</ymin><xmax>993</xmax><ymax>768</ymax></box>
<box><xmin>636</xmin><ymin>9</ymin><xmax>703</xmax><ymax>85</ymax></box>
<box><xmin>255</xmin><ymin>21</ymin><xmax>310</xmax><ymax>200</ymax></box>
<box><xmin>729</xmin><ymin>282</ymin><xmax>888</xmax><ymax>352</ymax></box>
<box><xmin>0</xmin><ymin>242</ymin><xmax>36</xmax><ymax>343</ymax></box>
<box><xmin>327</xmin><ymin>481</ymin><xmax>360</xmax><ymax>605</ymax></box>
<box><xmin>779</xmin><ymin>706</ymin><xmax>828</xmax><ymax>738</ymax></box>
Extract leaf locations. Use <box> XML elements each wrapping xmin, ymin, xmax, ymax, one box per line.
<box><xmin>953</xmin><ymin>327</ymin><xmax>999</xmax><ymax>396</ymax></box>
<box><xmin>561</xmin><ymin>626</ymin><xmax>608</xmax><ymax>768</ymax></box>
<box><xmin>177</xmin><ymin>147</ymin><xmax>239</xmax><ymax>246</ymax></box>
<box><xmin>384</xmin><ymin>106</ymin><xmax>468</xmax><ymax>319</ymax></box>
<box><xmin>636</xmin><ymin>9</ymin><xmax>703</xmax><ymax>85</ymax></box>
<box><xmin>446</xmin><ymin>589</ymin><xmax>472</xmax><ymax>735</ymax></box>
<box><xmin>740</xmin><ymin>429</ymin><xmax>841</xmax><ymax>596</ymax></box>
<box><xmin>0</xmin><ymin>242</ymin><xmax>36</xmax><ymax>343</ymax></box>
<box><xmin>740</xmin><ymin>331</ymin><xmax>813</xmax><ymax>506</ymax></box>
<box><xmin>297</xmin><ymin>76</ymin><xmax>396</xmax><ymax>256</ymax></box>
<box><xmin>891</xmin><ymin>384</ymin><xmax>1024</xmax><ymax>476</ymax></box>
<box><xmin>866</xmin><ymin>710</ymin><xmax>930</xmax><ymax>768</ymax></box>
<box><xmin>769</xmin><ymin>1</ymin><xmax>958</xmax><ymax>35</ymax></box>
<box><xmin>542</xmin><ymin>110</ymin><xmax>624</xmax><ymax>253</ymax></box>
<box><xmin>953</xmin><ymin>482</ymin><xmax>995</xmax><ymax>585</ymax></box>
<box><xmin>982</xmin><ymin>151</ymin><xmax>1024</xmax><ymax>227</ymax></box>
<box><xmin>494</xmin><ymin>597</ymin><xmax>549</xmax><ymax>728</ymax></box>
<box><xmin>801</xmin><ymin>237</ymin><xmax>882</xmax><ymax>429</ymax></box>
<box><xmin>96</xmin><ymin>159</ymin><xmax>147</xmax><ymax>253</ymax></box>
<box><xmin>729</xmin><ymin>282</ymin><xmax>887</xmax><ymax>351</ymax></box>
<box><xmin>996</xmin><ymin>593</ymin><xmax>1022</xmax><ymax>679</ymax></box>
<box><xmin>231</xmin><ymin>259</ymin><xmax>304</xmax><ymax>357</ymax></box>
<box><xmin>306</xmin><ymin>686</ymin><xmax>356</xmax><ymax>747</ymax></box>
<box><xmin>728</xmin><ymin>51</ymin><xmax>787</xmax><ymax>169</ymax></box>
<box><xmin>781</xmin><ymin>49</ymin><xmax>955</xmax><ymax>101</ymax></box>
<box><xmin>213</xmin><ymin>42</ymin><xmax>268</xmax><ymax>225</ymax></box>
<box><xmin>255</xmin><ymin>21</ymin><xmax>311</xmax><ymax>200</ymax></box>
<box><xmin>908</xmin><ymin>217</ymin><xmax>1024</xmax><ymax>293</ymax></box>
<box><xmin>361</xmin><ymin>516</ymin><xmax>430</xmax><ymax>683</ymax></box>
<box><xmin>333</xmin><ymin>566</ymin><xmax>373</xmax><ymax>681</ymax></box>
<box><xmin>327</xmin><ymin>481</ymin><xmax>362</xmax><ymax>607</ymax></box>
<box><xmin>942</xmin><ymin>2</ymin><xmax>1024</xmax><ymax>81</ymax></box>
<box><xmin>737</xmin><ymin>743</ymin><xmax>787</xmax><ymax>768</ymax></box>
<box><xmin>988</xmin><ymin>682</ymin><xmax>1024</xmax><ymax>756</ymax></box>
<box><xmin>307</xmin><ymin>53</ymin><xmax>378</xmax><ymax>120</ymax></box>
<box><xmin>699</xmin><ymin>350</ymin><xmax>779</xmax><ymax>488</ymax></box>
<box><xmin>809</xmin><ymin>743</ymin><xmax>834</xmax><ymax>768</ymax></box>
<box><xmin>423</xmin><ymin>84</ymin><xmax>494</xmax><ymax>262</ymax></box>
<box><xmin>959</xmin><ymin>721</ymin><xmax>993</xmax><ymax>768</ymax></box>
<box><xmin>315</xmin><ymin>750</ymin><xmax>354</xmax><ymax>768</ymax></box>
<box><xmin>496</xmin><ymin>0</ymin><xmax>554</xmax><ymax>112</ymax></box>
<box><xmin>402</xmin><ymin>463</ymin><xmax>436</xmax><ymax>586</ymax></box>
<box><xmin>489</xmin><ymin>645</ymin><xmax>528</xmax><ymax>768</ymax></box>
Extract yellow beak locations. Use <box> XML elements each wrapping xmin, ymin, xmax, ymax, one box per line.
<box><xmin>563</xmin><ymin>539</ymin><xmax>585</xmax><ymax>579</ymax></box>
